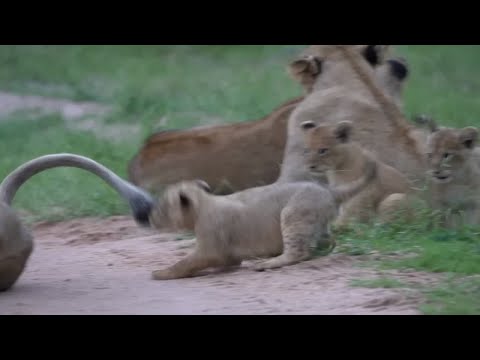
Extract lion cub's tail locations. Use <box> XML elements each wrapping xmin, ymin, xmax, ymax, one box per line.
<box><xmin>330</xmin><ymin>157</ymin><xmax>378</xmax><ymax>205</ymax></box>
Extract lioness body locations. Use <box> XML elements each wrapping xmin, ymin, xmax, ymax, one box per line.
<box><xmin>278</xmin><ymin>45</ymin><xmax>427</xmax><ymax>188</ymax></box>
<box><xmin>128</xmin><ymin>46</ymin><xmax>410</xmax><ymax>195</ymax></box>
<box><xmin>148</xmin><ymin>160</ymin><xmax>377</xmax><ymax>280</ymax></box>
<box><xmin>424</xmin><ymin>126</ymin><xmax>480</xmax><ymax>227</ymax></box>
<box><xmin>128</xmin><ymin>97</ymin><xmax>301</xmax><ymax>194</ymax></box>
<box><xmin>304</xmin><ymin>121</ymin><xmax>413</xmax><ymax>226</ymax></box>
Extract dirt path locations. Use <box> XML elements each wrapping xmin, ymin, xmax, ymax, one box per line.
<box><xmin>0</xmin><ymin>216</ymin><xmax>425</xmax><ymax>315</ymax></box>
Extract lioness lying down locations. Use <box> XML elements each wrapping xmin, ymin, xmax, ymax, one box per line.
<box><xmin>303</xmin><ymin>120</ymin><xmax>414</xmax><ymax>226</ymax></box>
<box><xmin>146</xmin><ymin>159</ymin><xmax>377</xmax><ymax>280</ymax></box>
<box><xmin>128</xmin><ymin>45</ymin><xmax>410</xmax><ymax>195</ymax></box>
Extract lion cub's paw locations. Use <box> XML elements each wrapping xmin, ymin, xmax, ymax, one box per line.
<box><xmin>251</xmin><ymin>261</ymin><xmax>268</xmax><ymax>272</ymax></box>
<box><xmin>151</xmin><ymin>269</ymin><xmax>178</xmax><ymax>281</ymax></box>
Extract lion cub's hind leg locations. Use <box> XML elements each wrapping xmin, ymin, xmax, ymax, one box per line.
<box><xmin>254</xmin><ymin>193</ymin><xmax>328</xmax><ymax>271</ymax></box>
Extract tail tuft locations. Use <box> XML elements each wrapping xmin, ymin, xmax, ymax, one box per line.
<box><xmin>130</xmin><ymin>196</ymin><xmax>153</xmax><ymax>227</ymax></box>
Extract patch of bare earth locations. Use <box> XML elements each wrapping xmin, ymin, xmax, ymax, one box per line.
<box><xmin>0</xmin><ymin>91</ymin><xmax>228</xmax><ymax>144</ymax></box>
<box><xmin>0</xmin><ymin>91</ymin><xmax>141</xmax><ymax>143</ymax></box>
<box><xmin>0</xmin><ymin>216</ymin><xmax>435</xmax><ymax>315</ymax></box>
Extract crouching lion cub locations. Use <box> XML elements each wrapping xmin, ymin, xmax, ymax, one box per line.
<box><xmin>303</xmin><ymin>120</ymin><xmax>414</xmax><ymax>226</ymax></box>
<box><xmin>422</xmin><ymin>122</ymin><xmax>480</xmax><ymax>227</ymax></box>
<box><xmin>146</xmin><ymin>159</ymin><xmax>377</xmax><ymax>280</ymax></box>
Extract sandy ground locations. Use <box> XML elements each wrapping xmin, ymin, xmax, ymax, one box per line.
<box><xmin>0</xmin><ymin>216</ymin><xmax>428</xmax><ymax>315</ymax></box>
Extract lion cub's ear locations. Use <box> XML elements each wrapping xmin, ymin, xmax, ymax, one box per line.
<box><xmin>459</xmin><ymin>127</ymin><xmax>479</xmax><ymax>149</ymax></box>
<box><xmin>287</xmin><ymin>56</ymin><xmax>322</xmax><ymax>84</ymax></box>
<box><xmin>334</xmin><ymin>121</ymin><xmax>354</xmax><ymax>143</ymax></box>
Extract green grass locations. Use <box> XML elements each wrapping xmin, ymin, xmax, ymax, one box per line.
<box><xmin>420</xmin><ymin>276</ymin><xmax>480</xmax><ymax>315</ymax></box>
<box><xmin>0</xmin><ymin>113</ymin><xmax>138</xmax><ymax>222</ymax></box>
<box><xmin>335</xmin><ymin>205</ymin><xmax>480</xmax><ymax>314</ymax></box>
<box><xmin>1</xmin><ymin>45</ymin><xmax>480</xmax><ymax>313</ymax></box>
<box><xmin>350</xmin><ymin>277</ymin><xmax>407</xmax><ymax>289</ymax></box>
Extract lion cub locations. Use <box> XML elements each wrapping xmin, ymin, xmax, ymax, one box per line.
<box><xmin>302</xmin><ymin>120</ymin><xmax>413</xmax><ymax>226</ymax></box>
<box><xmin>147</xmin><ymin>162</ymin><xmax>377</xmax><ymax>280</ymax></box>
<box><xmin>422</xmin><ymin>123</ymin><xmax>480</xmax><ymax>227</ymax></box>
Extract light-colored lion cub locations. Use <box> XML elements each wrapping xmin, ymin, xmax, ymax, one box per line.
<box><xmin>423</xmin><ymin>123</ymin><xmax>480</xmax><ymax>227</ymax></box>
<box><xmin>302</xmin><ymin>120</ymin><xmax>413</xmax><ymax>226</ymax></box>
<box><xmin>147</xmin><ymin>162</ymin><xmax>377</xmax><ymax>280</ymax></box>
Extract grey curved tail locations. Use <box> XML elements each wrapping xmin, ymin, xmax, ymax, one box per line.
<box><xmin>331</xmin><ymin>158</ymin><xmax>377</xmax><ymax>205</ymax></box>
<box><xmin>0</xmin><ymin>153</ymin><xmax>154</xmax><ymax>226</ymax></box>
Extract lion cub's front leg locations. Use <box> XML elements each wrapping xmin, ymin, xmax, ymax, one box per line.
<box><xmin>152</xmin><ymin>249</ymin><xmax>226</xmax><ymax>280</ymax></box>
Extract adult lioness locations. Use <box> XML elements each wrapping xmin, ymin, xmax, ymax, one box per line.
<box><xmin>128</xmin><ymin>46</ymin><xmax>409</xmax><ymax>195</ymax></box>
<box><xmin>0</xmin><ymin>153</ymin><xmax>154</xmax><ymax>292</ymax></box>
<box><xmin>303</xmin><ymin>120</ymin><xmax>414</xmax><ymax>226</ymax></box>
<box><xmin>422</xmin><ymin>124</ymin><xmax>480</xmax><ymax>227</ymax></box>
<box><xmin>277</xmin><ymin>45</ymin><xmax>427</xmax><ymax>188</ymax></box>
<box><xmin>147</xmin><ymin>157</ymin><xmax>377</xmax><ymax>280</ymax></box>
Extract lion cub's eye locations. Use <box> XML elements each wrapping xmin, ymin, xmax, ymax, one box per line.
<box><xmin>443</xmin><ymin>152</ymin><xmax>452</xmax><ymax>160</ymax></box>
<box><xmin>318</xmin><ymin>148</ymin><xmax>329</xmax><ymax>155</ymax></box>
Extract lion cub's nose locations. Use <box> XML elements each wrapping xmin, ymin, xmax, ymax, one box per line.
<box><xmin>309</xmin><ymin>165</ymin><xmax>317</xmax><ymax>170</ymax></box>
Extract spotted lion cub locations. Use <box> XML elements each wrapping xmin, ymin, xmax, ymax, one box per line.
<box><xmin>146</xmin><ymin>162</ymin><xmax>377</xmax><ymax>280</ymax></box>
<box><xmin>423</xmin><ymin>122</ymin><xmax>480</xmax><ymax>227</ymax></box>
<box><xmin>302</xmin><ymin>120</ymin><xmax>413</xmax><ymax>226</ymax></box>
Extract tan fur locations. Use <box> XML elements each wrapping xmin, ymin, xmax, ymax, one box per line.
<box><xmin>0</xmin><ymin>153</ymin><xmax>154</xmax><ymax>291</ymax></box>
<box><xmin>414</xmin><ymin>114</ymin><xmax>480</xmax><ymax>168</ymax></box>
<box><xmin>289</xmin><ymin>45</ymin><xmax>392</xmax><ymax>94</ymax></box>
<box><xmin>128</xmin><ymin>46</ymin><xmax>410</xmax><ymax>195</ymax></box>
<box><xmin>424</xmin><ymin>125</ymin><xmax>480</xmax><ymax>227</ymax></box>
<box><xmin>303</xmin><ymin>121</ymin><xmax>414</xmax><ymax>226</ymax></box>
<box><xmin>278</xmin><ymin>45</ymin><xmax>427</xmax><ymax>189</ymax></box>
<box><xmin>128</xmin><ymin>97</ymin><xmax>301</xmax><ymax>195</ymax></box>
<box><xmin>0</xmin><ymin>202</ymin><xmax>33</xmax><ymax>291</ymax></box>
<box><xmin>148</xmin><ymin>160</ymin><xmax>377</xmax><ymax>280</ymax></box>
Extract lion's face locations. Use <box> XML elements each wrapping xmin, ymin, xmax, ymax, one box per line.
<box><xmin>149</xmin><ymin>180</ymin><xmax>211</xmax><ymax>231</ymax></box>
<box><xmin>426</xmin><ymin>127</ymin><xmax>479</xmax><ymax>184</ymax></box>
<box><xmin>302</xmin><ymin>120</ymin><xmax>354</xmax><ymax>174</ymax></box>
<box><xmin>288</xmin><ymin>45</ymin><xmax>394</xmax><ymax>93</ymax></box>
